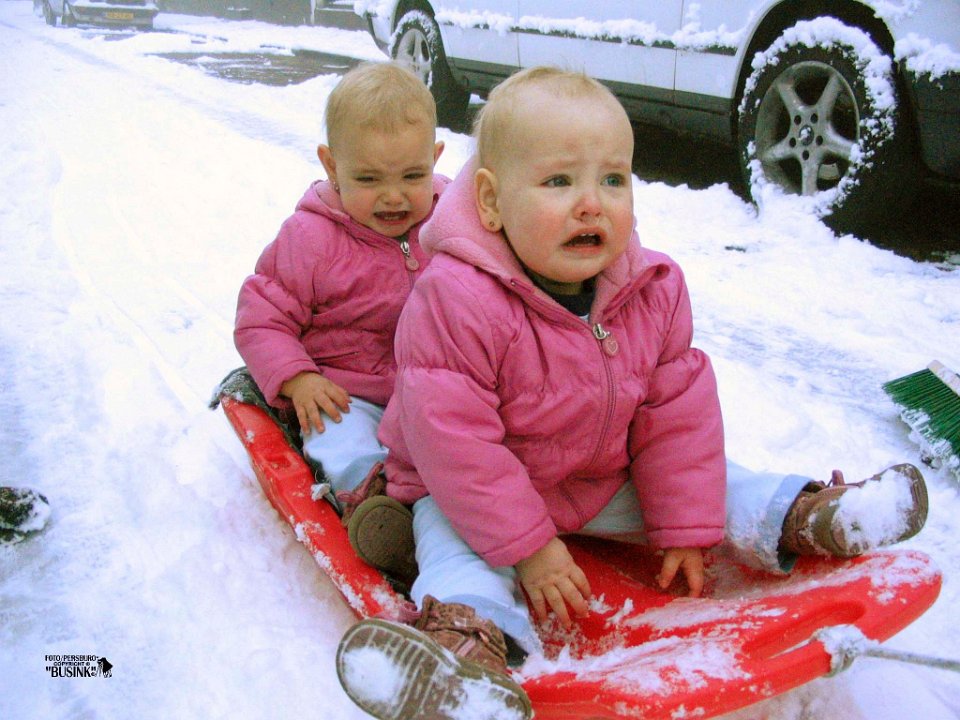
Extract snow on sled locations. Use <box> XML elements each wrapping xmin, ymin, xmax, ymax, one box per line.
<box><xmin>220</xmin><ymin>396</ymin><xmax>941</xmax><ymax>720</ymax></box>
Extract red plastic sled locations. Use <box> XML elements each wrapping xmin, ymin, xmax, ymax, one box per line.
<box><xmin>222</xmin><ymin>398</ymin><xmax>942</xmax><ymax>720</ymax></box>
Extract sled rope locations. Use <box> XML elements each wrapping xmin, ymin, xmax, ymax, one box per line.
<box><xmin>817</xmin><ymin>625</ymin><xmax>960</xmax><ymax>675</ymax></box>
<box><xmin>855</xmin><ymin>646</ymin><xmax>960</xmax><ymax>672</ymax></box>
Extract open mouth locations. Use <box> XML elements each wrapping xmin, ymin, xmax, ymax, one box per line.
<box><xmin>376</xmin><ymin>211</ymin><xmax>409</xmax><ymax>223</ymax></box>
<box><xmin>564</xmin><ymin>233</ymin><xmax>602</xmax><ymax>247</ymax></box>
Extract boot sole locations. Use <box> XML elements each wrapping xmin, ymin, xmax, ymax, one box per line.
<box><xmin>346</xmin><ymin>496</ymin><xmax>418</xmax><ymax>581</ymax></box>
<box><xmin>832</xmin><ymin>463</ymin><xmax>929</xmax><ymax>557</ymax></box>
<box><xmin>336</xmin><ymin>619</ymin><xmax>532</xmax><ymax>720</ymax></box>
<box><xmin>894</xmin><ymin>463</ymin><xmax>928</xmax><ymax>537</ymax></box>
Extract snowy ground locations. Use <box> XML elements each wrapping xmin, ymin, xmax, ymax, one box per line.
<box><xmin>1</xmin><ymin>3</ymin><xmax>958</xmax><ymax>718</ymax></box>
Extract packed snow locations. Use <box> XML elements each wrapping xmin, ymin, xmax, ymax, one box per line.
<box><xmin>442</xmin><ymin>678</ymin><xmax>529</xmax><ymax>720</ymax></box>
<box><xmin>519</xmin><ymin>635</ymin><xmax>750</xmax><ymax>695</ymax></box>
<box><xmin>832</xmin><ymin>465</ymin><xmax>923</xmax><ymax>552</ymax></box>
<box><xmin>340</xmin><ymin>645</ymin><xmax>406</xmax><ymax>704</ymax></box>
<box><xmin>741</xmin><ymin>18</ymin><xmax>898</xmax><ymax>114</ymax></box>
<box><xmin>896</xmin><ymin>32</ymin><xmax>960</xmax><ymax>79</ymax></box>
<box><xmin>1</xmin><ymin>2</ymin><xmax>959</xmax><ymax>719</ymax></box>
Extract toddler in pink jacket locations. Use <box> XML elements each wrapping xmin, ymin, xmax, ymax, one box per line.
<box><xmin>335</xmin><ymin>68</ymin><xmax>929</xmax><ymax>720</ymax></box>
<box><xmin>234</xmin><ymin>62</ymin><xmax>446</xmax><ymax>568</ymax></box>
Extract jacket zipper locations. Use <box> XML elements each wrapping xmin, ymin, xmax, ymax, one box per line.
<box><xmin>508</xmin><ymin>280</ymin><xmax>620</xmax><ymax>519</ymax></box>
<box><xmin>399</xmin><ymin>238</ymin><xmax>420</xmax><ymax>272</ymax></box>
<box><xmin>509</xmin><ymin>283</ymin><xmax>620</xmax><ymax>462</ymax></box>
<box><xmin>586</xmin><ymin>322</ymin><xmax>618</xmax><ymax>472</ymax></box>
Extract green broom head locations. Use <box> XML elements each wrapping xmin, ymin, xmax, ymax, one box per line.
<box><xmin>883</xmin><ymin>361</ymin><xmax>960</xmax><ymax>479</ymax></box>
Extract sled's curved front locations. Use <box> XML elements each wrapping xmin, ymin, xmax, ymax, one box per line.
<box><xmin>518</xmin><ymin>540</ymin><xmax>940</xmax><ymax>718</ymax></box>
<box><xmin>222</xmin><ymin>398</ymin><xmax>941</xmax><ymax>720</ymax></box>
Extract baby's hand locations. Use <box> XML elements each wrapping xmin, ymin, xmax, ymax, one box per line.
<box><xmin>280</xmin><ymin>372</ymin><xmax>351</xmax><ymax>434</ymax></box>
<box><xmin>656</xmin><ymin>547</ymin><xmax>705</xmax><ymax>598</ymax></box>
<box><xmin>515</xmin><ymin>537</ymin><xmax>592</xmax><ymax>629</ymax></box>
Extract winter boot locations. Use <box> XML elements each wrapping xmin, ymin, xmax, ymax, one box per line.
<box><xmin>0</xmin><ymin>486</ymin><xmax>51</xmax><ymax>544</ymax></box>
<box><xmin>336</xmin><ymin>595</ymin><xmax>533</xmax><ymax>720</ymax></box>
<box><xmin>779</xmin><ymin>464</ymin><xmax>928</xmax><ymax>558</ymax></box>
<box><xmin>337</xmin><ymin>463</ymin><xmax>417</xmax><ymax>584</ymax></box>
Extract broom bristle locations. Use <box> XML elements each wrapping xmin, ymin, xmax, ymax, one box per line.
<box><xmin>883</xmin><ymin>362</ymin><xmax>960</xmax><ymax>477</ymax></box>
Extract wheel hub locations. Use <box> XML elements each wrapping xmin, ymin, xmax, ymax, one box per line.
<box><xmin>751</xmin><ymin>59</ymin><xmax>864</xmax><ymax>197</ymax></box>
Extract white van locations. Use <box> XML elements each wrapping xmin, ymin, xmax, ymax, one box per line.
<box><xmin>356</xmin><ymin>1</ymin><xmax>959</xmax><ymax>232</ymax></box>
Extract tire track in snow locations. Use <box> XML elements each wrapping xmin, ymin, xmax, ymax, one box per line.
<box><xmin>52</xmin><ymin>200</ymin><xmax>206</xmax><ymax>412</ymax></box>
<box><xmin>13</xmin><ymin>29</ymin><xmax>240</xmax><ymax>412</ymax></box>
<box><xmin>104</xmin><ymin>190</ymin><xmax>236</xmax><ymax>342</ymax></box>
<box><xmin>2</xmin><ymin>18</ymin><xmax>342</xmax><ymax>417</ymax></box>
<box><xmin>5</xmin><ymin>17</ymin><xmax>332</xmax><ymax>154</ymax></box>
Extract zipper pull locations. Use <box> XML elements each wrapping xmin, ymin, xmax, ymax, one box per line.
<box><xmin>593</xmin><ymin>323</ymin><xmax>619</xmax><ymax>356</ymax></box>
<box><xmin>399</xmin><ymin>239</ymin><xmax>420</xmax><ymax>271</ymax></box>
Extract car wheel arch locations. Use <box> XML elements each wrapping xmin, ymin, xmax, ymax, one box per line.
<box><xmin>389</xmin><ymin>3</ymin><xmax>471</xmax><ymax>130</ymax></box>
<box><xmin>391</xmin><ymin>0</ymin><xmax>434</xmax><ymax>33</ymax></box>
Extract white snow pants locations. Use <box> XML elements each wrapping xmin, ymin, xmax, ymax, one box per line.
<box><xmin>409</xmin><ymin>461</ymin><xmax>812</xmax><ymax>653</ymax></box>
<box><xmin>300</xmin><ymin>397</ymin><xmax>388</xmax><ymax>494</ymax></box>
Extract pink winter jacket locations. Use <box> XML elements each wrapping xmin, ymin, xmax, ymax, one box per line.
<box><xmin>234</xmin><ymin>177</ymin><xmax>448</xmax><ymax>407</ymax></box>
<box><xmin>379</xmin><ymin>162</ymin><xmax>726</xmax><ymax>568</ymax></box>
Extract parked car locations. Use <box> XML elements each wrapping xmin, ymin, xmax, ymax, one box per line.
<box><xmin>41</xmin><ymin>0</ymin><xmax>158</xmax><ymax>30</ymax></box>
<box><xmin>355</xmin><ymin>1</ymin><xmax>959</xmax><ymax>233</ymax></box>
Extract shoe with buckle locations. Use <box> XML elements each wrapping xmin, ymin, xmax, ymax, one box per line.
<box><xmin>779</xmin><ymin>463</ymin><xmax>928</xmax><ymax>558</ymax></box>
<box><xmin>336</xmin><ymin>595</ymin><xmax>532</xmax><ymax>720</ymax></box>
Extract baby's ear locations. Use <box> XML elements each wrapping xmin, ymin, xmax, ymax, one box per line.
<box><xmin>475</xmin><ymin>168</ymin><xmax>502</xmax><ymax>232</ymax></box>
<box><xmin>317</xmin><ymin>145</ymin><xmax>337</xmax><ymax>183</ymax></box>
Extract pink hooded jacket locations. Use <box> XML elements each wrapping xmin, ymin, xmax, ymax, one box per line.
<box><xmin>235</xmin><ymin>177</ymin><xmax>448</xmax><ymax>407</ymax></box>
<box><xmin>379</xmin><ymin>162</ymin><xmax>726</xmax><ymax>568</ymax></box>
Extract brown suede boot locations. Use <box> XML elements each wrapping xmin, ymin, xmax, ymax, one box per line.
<box><xmin>336</xmin><ymin>596</ymin><xmax>532</xmax><ymax>720</ymax></box>
<box><xmin>779</xmin><ymin>464</ymin><xmax>928</xmax><ymax>558</ymax></box>
<box><xmin>337</xmin><ymin>463</ymin><xmax>417</xmax><ymax>584</ymax></box>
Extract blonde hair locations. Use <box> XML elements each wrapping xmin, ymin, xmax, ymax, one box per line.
<box><xmin>325</xmin><ymin>62</ymin><xmax>437</xmax><ymax>150</ymax></box>
<box><xmin>473</xmin><ymin>66</ymin><xmax>622</xmax><ymax>169</ymax></box>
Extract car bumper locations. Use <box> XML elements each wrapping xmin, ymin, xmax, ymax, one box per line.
<box><xmin>69</xmin><ymin>1</ymin><xmax>157</xmax><ymax>26</ymax></box>
<box><xmin>904</xmin><ymin>66</ymin><xmax>960</xmax><ymax>180</ymax></box>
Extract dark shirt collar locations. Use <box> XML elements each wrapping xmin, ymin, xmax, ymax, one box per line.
<box><xmin>529</xmin><ymin>274</ymin><xmax>595</xmax><ymax>317</ymax></box>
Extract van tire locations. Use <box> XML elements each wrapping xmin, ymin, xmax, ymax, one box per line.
<box><xmin>390</xmin><ymin>9</ymin><xmax>470</xmax><ymax>131</ymax></box>
<box><xmin>737</xmin><ymin>21</ymin><xmax>914</xmax><ymax>233</ymax></box>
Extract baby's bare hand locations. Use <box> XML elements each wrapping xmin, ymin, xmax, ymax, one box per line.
<box><xmin>656</xmin><ymin>547</ymin><xmax>705</xmax><ymax>598</ymax></box>
<box><xmin>516</xmin><ymin>537</ymin><xmax>592</xmax><ymax>628</ymax></box>
<box><xmin>280</xmin><ymin>372</ymin><xmax>351</xmax><ymax>434</ymax></box>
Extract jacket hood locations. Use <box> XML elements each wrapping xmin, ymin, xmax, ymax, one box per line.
<box><xmin>294</xmin><ymin>176</ymin><xmax>448</xmax><ymax>244</ymax></box>
<box><xmin>420</xmin><ymin>158</ymin><xmax>668</xmax><ymax>318</ymax></box>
